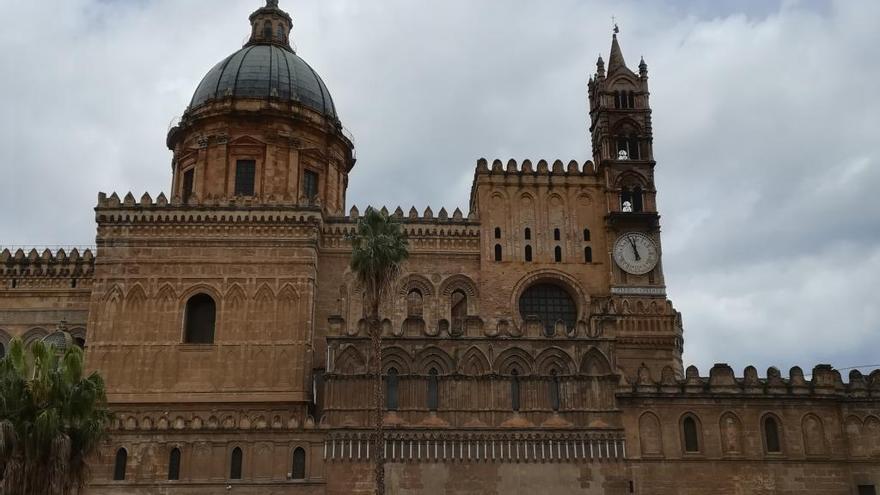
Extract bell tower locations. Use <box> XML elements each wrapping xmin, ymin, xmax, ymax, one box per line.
<box><xmin>589</xmin><ymin>29</ymin><xmax>683</xmax><ymax>379</ymax></box>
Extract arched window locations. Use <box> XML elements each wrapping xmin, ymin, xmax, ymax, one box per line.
<box><xmin>511</xmin><ymin>369</ymin><xmax>520</xmax><ymax>411</ymax></box>
<box><xmin>386</xmin><ymin>368</ymin><xmax>399</xmax><ymax>410</ymax></box>
<box><xmin>682</xmin><ymin>416</ymin><xmax>700</xmax><ymax>453</ymax></box>
<box><xmin>262</xmin><ymin>20</ymin><xmax>272</xmax><ymax>39</ymax></box>
<box><xmin>518</xmin><ymin>283</ymin><xmax>577</xmax><ymax>337</ymax></box>
<box><xmin>764</xmin><ymin>416</ymin><xmax>782</xmax><ymax>453</ymax></box>
<box><xmin>620</xmin><ymin>186</ymin><xmax>644</xmax><ymax>213</ymax></box>
<box><xmin>113</xmin><ymin>448</ymin><xmax>127</xmax><ymax>481</ymax></box>
<box><xmin>549</xmin><ymin>370</ymin><xmax>560</xmax><ymax>411</ymax></box>
<box><xmin>554</xmin><ymin>246</ymin><xmax>562</xmax><ymax>262</ymax></box>
<box><xmin>406</xmin><ymin>289</ymin><xmax>423</xmax><ymax>318</ymax></box>
<box><xmin>292</xmin><ymin>447</ymin><xmax>306</xmax><ymax>480</ymax></box>
<box><xmin>184</xmin><ymin>294</ymin><xmax>216</xmax><ymax>344</ymax></box>
<box><xmin>617</xmin><ymin>136</ymin><xmax>641</xmax><ymax>160</ymax></box>
<box><xmin>553</xmin><ymin>228</ymin><xmax>561</xmax><ymax>241</ymax></box>
<box><xmin>524</xmin><ymin>227</ymin><xmax>531</xmax><ymax>240</ymax></box>
<box><xmin>524</xmin><ymin>245</ymin><xmax>533</xmax><ymax>262</ymax></box>
<box><xmin>494</xmin><ymin>227</ymin><xmax>501</xmax><ymax>239</ymax></box>
<box><xmin>632</xmin><ymin>186</ymin><xmax>644</xmax><ymax>212</ymax></box>
<box><xmin>494</xmin><ymin>244</ymin><xmax>502</xmax><ymax>262</ymax></box>
<box><xmin>583</xmin><ymin>228</ymin><xmax>590</xmax><ymax>242</ymax></box>
<box><xmin>276</xmin><ymin>24</ymin><xmax>285</xmax><ymax>40</ymax></box>
<box><xmin>614</xmin><ymin>91</ymin><xmax>635</xmax><ymax>109</ymax></box>
<box><xmin>584</xmin><ymin>246</ymin><xmax>593</xmax><ymax>263</ymax></box>
<box><xmin>230</xmin><ymin>447</ymin><xmax>243</xmax><ymax>479</ymax></box>
<box><xmin>168</xmin><ymin>447</ymin><xmax>181</xmax><ymax>480</ymax></box>
<box><xmin>427</xmin><ymin>368</ymin><xmax>439</xmax><ymax>411</ymax></box>
<box><xmin>451</xmin><ymin>289</ymin><xmax>467</xmax><ymax>334</ymax></box>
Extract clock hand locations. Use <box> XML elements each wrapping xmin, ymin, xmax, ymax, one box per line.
<box><xmin>629</xmin><ymin>237</ymin><xmax>641</xmax><ymax>261</ymax></box>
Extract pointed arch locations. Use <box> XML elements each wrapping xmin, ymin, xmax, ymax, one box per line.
<box><xmin>224</xmin><ymin>284</ymin><xmax>247</xmax><ymax>307</ymax></box>
<box><xmin>801</xmin><ymin>413</ymin><xmax>826</xmax><ymax>456</ymax></box>
<box><xmin>865</xmin><ymin>416</ymin><xmax>880</xmax><ymax>457</ymax></box>
<box><xmin>397</xmin><ymin>274</ymin><xmax>435</xmax><ymax>296</ymax></box>
<box><xmin>494</xmin><ymin>347</ymin><xmax>532</xmax><ymax>375</ymax></box>
<box><xmin>124</xmin><ymin>284</ymin><xmax>148</xmax><ymax>311</ymax></box>
<box><xmin>439</xmin><ymin>274</ymin><xmax>478</xmax><ymax>299</ymax></box>
<box><xmin>277</xmin><ymin>284</ymin><xmax>300</xmax><ymax>339</ymax></box>
<box><xmin>157</xmin><ymin>283</ymin><xmax>177</xmax><ymax>305</ymax></box>
<box><xmin>104</xmin><ymin>284</ymin><xmax>124</xmax><ymax>304</ymax></box>
<box><xmin>253</xmin><ymin>283</ymin><xmax>275</xmax><ymax>303</ymax></box>
<box><xmin>223</xmin><ymin>284</ymin><xmax>247</xmax><ymax>340</ymax></box>
<box><xmin>22</xmin><ymin>327</ymin><xmax>49</xmax><ymax>345</ymax></box>
<box><xmin>251</xmin><ymin>284</ymin><xmax>276</xmax><ymax>337</ymax></box>
<box><xmin>719</xmin><ymin>411</ymin><xmax>744</xmax><ymax>455</ymax></box>
<box><xmin>680</xmin><ymin>412</ymin><xmax>703</xmax><ymax>454</ymax></box>
<box><xmin>179</xmin><ymin>283</ymin><xmax>221</xmax><ymax>303</ymax></box>
<box><xmin>761</xmin><ymin>413</ymin><xmax>783</xmax><ymax>454</ymax></box>
<box><xmin>579</xmin><ymin>348</ymin><xmax>612</xmax><ymax>376</ymax></box>
<box><xmin>414</xmin><ymin>346</ymin><xmax>454</xmax><ymax>374</ymax></box>
<box><xmin>113</xmin><ymin>447</ymin><xmax>128</xmax><ymax>480</ymax></box>
<box><xmin>614</xmin><ymin>170</ymin><xmax>649</xmax><ymax>189</ymax></box>
<box><xmin>99</xmin><ymin>284</ymin><xmax>123</xmax><ymax>341</ymax></box>
<box><xmin>844</xmin><ymin>415</ymin><xmax>865</xmax><ymax>457</ymax></box>
<box><xmin>460</xmin><ymin>346</ymin><xmax>490</xmax><ymax>375</ymax></box>
<box><xmin>638</xmin><ymin>411</ymin><xmax>663</xmax><ymax>456</ymax></box>
<box><xmin>381</xmin><ymin>346</ymin><xmax>411</xmax><ymax>374</ymax></box>
<box><xmin>610</xmin><ymin>116</ymin><xmax>643</xmax><ymax>135</ymax></box>
<box><xmin>123</xmin><ymin>284</ymin><xmax>148</xmax><ymax>339</ymax></box>
<box><xmin>335</xmin><ymin>345</ymin><xmax>366</xmax><ymax>374</ymax></box>
<box><xmin>534</xmin><ymin>347</ymin><xmax>575</xmax><ymax>375</ymax></box>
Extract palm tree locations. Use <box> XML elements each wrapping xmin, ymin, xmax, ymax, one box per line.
<box><xmin>349</xmin><ymin>207</ymin><xmax>408</xmax><ymax>495</ymax></box>
<box><xmin>0</xmin><ymin>335</ymin><xmax>112</xmax><ymax>495</ymax></box>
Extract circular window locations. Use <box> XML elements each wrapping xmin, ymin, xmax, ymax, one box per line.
<box><xmin>518</xmin><ymin>283</ymin><xmax>577</xmax><ymax>336</ymax></box>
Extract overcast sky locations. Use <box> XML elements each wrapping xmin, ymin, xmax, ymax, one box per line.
<box><xmin>1</xmin><ymin>0</ymin><xmax>878</xmax><ymax>377</ymax></box>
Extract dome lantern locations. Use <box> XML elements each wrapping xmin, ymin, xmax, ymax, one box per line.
<box><xmin>246</xmin><ymin>0</ymin><xmax>294</xmax><ymax>50</ymax></box>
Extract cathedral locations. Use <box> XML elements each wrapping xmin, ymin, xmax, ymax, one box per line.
<box><xmin>1</xmin><ymin>2</ymin><xmax>878</xmax><ymax>494</ymax></box>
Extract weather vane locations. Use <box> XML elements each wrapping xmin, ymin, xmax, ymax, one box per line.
<box><xmin>612</xmin><ymin>16</ymin><xmax>620</xmax><ymax>34</ymax></box>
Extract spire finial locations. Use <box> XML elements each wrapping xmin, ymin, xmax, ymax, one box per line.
<box><xmin>267</xmin><ymin>0</ymin><xmax>279</xmax><ymax>7</ymax></box>
<box><xmin>612</xmin><ymin>16</ymin><xmax>619</xmax><ymax>36</ymax></box>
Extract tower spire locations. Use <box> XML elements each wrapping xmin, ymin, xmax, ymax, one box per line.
<box><xmin>607</xmin><ymin>30</ymin><xmax>627</xmax><ymax>74</ymax></box>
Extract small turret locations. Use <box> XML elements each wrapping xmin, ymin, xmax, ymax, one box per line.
<box><xmin>596</xmin><ymin>55</ymin><xmax>605</xmax><ymax>79</ymax></box>
<box><xmin>246</xmin><ymin>0</ymin><xmax>293</xmax><ymax>50</ymax></box>
<box><xmin>639</xmin><ymin>56</ymin><xmax>648</xmax><ymax>78</ymax></box>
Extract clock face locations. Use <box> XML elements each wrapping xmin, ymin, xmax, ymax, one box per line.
<box><xmin>613</xmin><ymin>232</ymin><xmax>659</xmax><ymax>275</ymax></box>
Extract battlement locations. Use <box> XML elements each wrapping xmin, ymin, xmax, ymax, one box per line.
<box><xmin>0</xmin><ymin>247</ymin><xmax>95</xmax><ymax>278</ymax></box>
<box><xmin>475</xmin><ymin>158</ymin><xmax>597</xmax><ymax>176</ymax></box>
<box><xmin>344</xmin><ymin>205</ymin><xmax>475</xmax><ymax>223</ymax></box>
<box><xmin>96</xmin><ymin>191</ymin><xmax>324</xmax><ymax>210</ymax></box>
<box><xmin>621</xmin><ymin>362</ymin><xmax>880</xmax><ymax>399</ymax></box>
<box><xmin>95</xmin><ymin>192</ymin><xmax>324</xmax><ymax>226</ymax></box>
<box><xmin>322</xmin><ymin>206</ymin><xmax>481</xmax><ymax>251</ymax></box>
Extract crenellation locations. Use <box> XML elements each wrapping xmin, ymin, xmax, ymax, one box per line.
<box><xmin>474</xmin><ymin>158</ymin><xmax>597</xmax><ymax>178</ymax></box>
<box><xmin>619</xmin><ymin>362</ymin><xmax>880</xmax><ymax>399</ymax></box>
<box><xmin>0</xmin><ymin>246</ymin><xmax>96</xmax><ymax>279</ymax></box>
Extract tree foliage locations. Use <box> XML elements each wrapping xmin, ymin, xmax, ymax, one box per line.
<box><xmin>0</xmin><ymin>336</ymin><xmax>112</xmax><ymax>495</ymax></box>
<box><xmin>350</xmin><ymin>207</ymin><xmax>409</xmax><ymax>320</ymax></box>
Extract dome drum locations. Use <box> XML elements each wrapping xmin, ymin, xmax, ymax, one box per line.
<box><xmin>165</xmin><ymin>0</ymin><xmax>354</xmax><ymax>214</ymax></box>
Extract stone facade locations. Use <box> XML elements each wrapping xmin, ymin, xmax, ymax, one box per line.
<box><xmin>0</xmin><ymin>2</ymin><xmax>878</xmax><ymax>494</ymax></box>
